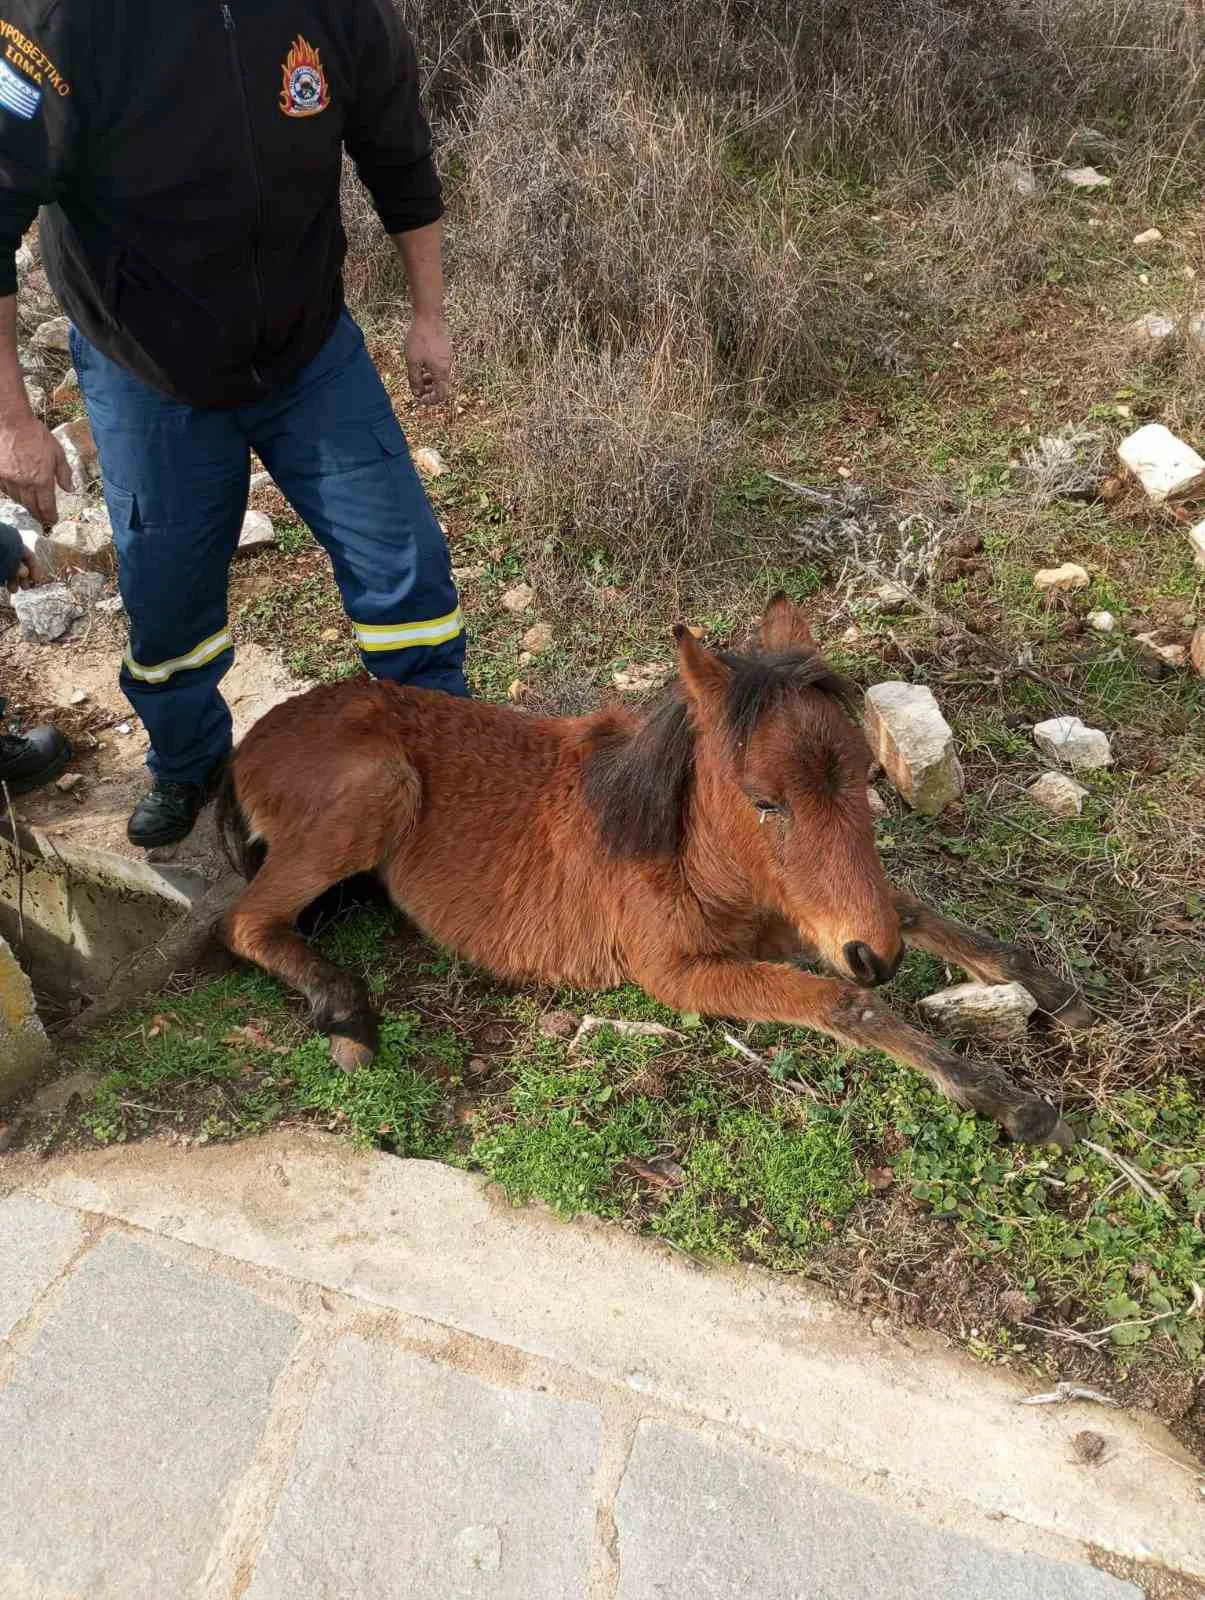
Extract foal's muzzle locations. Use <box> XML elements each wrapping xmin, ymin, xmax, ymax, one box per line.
<box><xmin>843</xmin><ymin>940</ymin><xmax>901</xmax><ymax>988</ymax></box>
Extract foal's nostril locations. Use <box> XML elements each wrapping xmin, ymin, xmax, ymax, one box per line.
<box><xmin>844</xmin><ymin>940</ymin><xmax>892</xmax><ymax>987</ymax></box>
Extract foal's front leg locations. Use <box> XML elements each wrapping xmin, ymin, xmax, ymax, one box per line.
<box><xmin>640</xmin><ymin>956</ymin><xmax>1072</xmax><ymax>1146</ymax></box>
<box><xmin>892</xmin><ymin>891</ymin><xmax>1093</xmax><ymax>1028</ymax></box>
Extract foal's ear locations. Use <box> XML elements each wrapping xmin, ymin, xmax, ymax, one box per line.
<box><xmin>760</xmin><ymin>592</ymin><xmax>815</xmax><ymax>651</ymax></box>
<box><xmin>673</xmin><ymin>623</ymin><xmax>730</xmax><ymax>707</ymax></box>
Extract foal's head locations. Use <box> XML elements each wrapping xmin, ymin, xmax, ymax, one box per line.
<box><xmin>678</xmin><ymin>594</ymin><xmax>902</xmax><ymax>986</ymax></box>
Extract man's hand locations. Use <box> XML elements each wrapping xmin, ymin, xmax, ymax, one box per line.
<box><xmin>0</xmin><ymin>413</ymin><xmax>71</xmax><ymax>527</ymax></box>
<box><xmin>406</xmin><ymin>314</ymin><xmax>452</xmax><ymax>407</ymax></box>
<box><xmin>6</xmin><ymin>547</ymin><xmax>48</xmax><ymax>594</ymax></box>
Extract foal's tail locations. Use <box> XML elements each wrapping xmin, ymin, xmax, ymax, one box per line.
<box><xmin>215</xmin><ymin>761</ymin><xmax>267</xmax><ymax>881</ymax></box>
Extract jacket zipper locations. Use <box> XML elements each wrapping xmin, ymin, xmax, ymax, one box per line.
<box><xmin>221</xmin><ymin>4</ymin><xmax>267</xmax><ymax>387</ymax></box>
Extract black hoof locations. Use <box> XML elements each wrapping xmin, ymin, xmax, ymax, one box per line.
<box><xmin>1005</xmin><ymin>1098</ymin><xmax>1074</xmax><ymax>1148</ymax></box>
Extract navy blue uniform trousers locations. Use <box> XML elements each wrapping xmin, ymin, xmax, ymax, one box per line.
<box><xmin>72</xmin><ymin>309</ymin><xmax>467</xmax><ymax>786</ymax></box>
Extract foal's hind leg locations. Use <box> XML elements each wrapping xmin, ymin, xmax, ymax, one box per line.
<box><xmin>892</xmin><ymin>890</ymin><xmax>1093</xmax><ymax>1029</ymax></box>
<box><xmin>222</xmin><ymin>857</ymin><xmax>380</xmax><ymax>1071</ymax></box>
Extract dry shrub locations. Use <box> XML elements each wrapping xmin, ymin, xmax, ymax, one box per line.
<box><xmin>505</xmin><ymin>325</ymin><xmax>732</xmax><ymax>564</ymax></box>
<box><xmin>451</xmin><ymin>32</ymin><xmax>860</xmax><ymax>411</ymax></box>
<box><xmin>400</xmin><ymin>0</ymin><xmax>1205</xmax><ymax>181</ymax></box>
<box><xmin>338</xmin><ymin>0</ymin><xmax>1205</xmax><ymax>557</ymax></box>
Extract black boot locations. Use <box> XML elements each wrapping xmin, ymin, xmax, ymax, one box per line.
<box><xmin>127</xmin><ymin>757</ymin><xmax>228</xmax><ymax>849</ymax></box>
<box><xmin>0</xmin><ymin>725</ymin><xmax>72</xmax><ymax>795</ymax></box>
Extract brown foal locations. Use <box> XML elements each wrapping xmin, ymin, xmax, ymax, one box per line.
<box><xmin>219</xmin><ymin>595</ymin><xmax>1090</xmax><ymax>1145</ymax></box>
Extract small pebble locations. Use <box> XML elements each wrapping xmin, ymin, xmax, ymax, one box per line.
<box><xmin>501</xmin><ymin>583</ymin><xmax>534</xmax><ymax>614</ymax></box>
<box><xmin>413</xmin><ymin>446</ymin><xmax>449</xmax><ymax>478</ymax></box>
<box><xmin>56</xmin><ymin>772</ymin><xmax>84</xmax><ymax>794</ymax></box>
<box><xmin>521</xmin><ymin>621</ymin><xmax>554</xmax><ymax>655</ymax></box>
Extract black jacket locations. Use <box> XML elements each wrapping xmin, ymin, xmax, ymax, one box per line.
<box><xmin>0</xmin><ymin>1</ymin><xmax>442</xmax><ymax>407</ymax></box>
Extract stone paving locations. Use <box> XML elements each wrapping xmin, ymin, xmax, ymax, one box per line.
<box><xmin>1</xmin><ymin>1133</ymin><xmax>1201</xmax><ymax>1599</ymax></box>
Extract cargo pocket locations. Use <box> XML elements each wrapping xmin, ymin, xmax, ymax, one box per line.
<box><xmin>371</xmin><ymin>415</ymin><xmax>408</xmax><ymax>458</ymax></box>
<box><xmin>103</xmin><ymin>484</ymin><xmax>141</xmax><ymax>536</ymax></box>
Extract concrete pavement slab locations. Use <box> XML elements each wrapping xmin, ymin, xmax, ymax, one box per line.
<box><xmin>0</xmin><ymin>1194</ymin><xmax>83</xmax><ymax>1338</ymax></box>
<box><xmin>27</xmin><ymin>1133</ymin><xmax>1204</xmax><ymax>1578</ymax></box>
<box><xmin>0</xmin><ymin>1233</ymin><xmax>298</xmax><ymax>1599</ymax></box>
<box><xmin>245</xmin><ymin>1333</ymin><xmax>601</xmax><ymax>1600</ymax></box>
<box><xmin>615</xmin><ymin>1421</ymin><xmax>1143</xmax><ymax>1600</ymax></box>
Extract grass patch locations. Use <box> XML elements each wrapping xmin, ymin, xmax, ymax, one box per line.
<box><xmin>44</xmin><ymin>952</ymin><xmax>1203</xmax><ymax>1407</ymax></box>
<box><xmin>71</xmin><ymin>963</ymin><xmax>454</xmax><ymax>1157</ymax></box>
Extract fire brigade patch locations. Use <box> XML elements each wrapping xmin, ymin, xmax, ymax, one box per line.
<box><xmin>279</xmin><ymin>35</ymin><xmax>329</xmax><ymax>118</ymax></box>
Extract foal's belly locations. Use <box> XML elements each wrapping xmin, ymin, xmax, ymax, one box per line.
<box><xmin>381</xmin><ymin>849</ymin><xmax>632</xmax><ymax>994</ymax></box>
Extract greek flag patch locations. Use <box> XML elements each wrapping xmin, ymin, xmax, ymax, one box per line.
<box><xmin>0</xmin><ymin>58</ymin><xmax>41</xmax><ymax>120</ymax></box>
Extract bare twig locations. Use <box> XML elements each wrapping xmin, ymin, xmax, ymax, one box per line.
<box><xmin>1082</xmin><ymin>1139</ymin><xmax>1173</xmax><ymax>1215</ymax></box>
<box><xmin>722</xmin><ymin>1030</ymin><xmax>764</xmax><ymax>1064</ymax></box>
<box><xmin>570</xmin><ymin>1016</ymin><xmax>683</xmax><ymax>1054</ymax></box>
<box><xmin>1021</xmin><ymin>1382</ymin><xmax>1120</xmax><ymax>1408</ymax></box>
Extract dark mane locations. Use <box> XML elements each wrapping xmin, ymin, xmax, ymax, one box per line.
<box><xmin>718</xmin><ymin>649</ymin><xmax>856</xmax><ymax>750</ymax></box>
<box><xmin>584</xmin><ymin>648</ymin><xmax>855</xmax><ymax>859</ymax></box>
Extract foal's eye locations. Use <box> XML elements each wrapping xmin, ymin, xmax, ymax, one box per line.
<box><xmin>753</xmin><ymin>798</ymin><xmax>783</xmax><ymax>816</ymax></box>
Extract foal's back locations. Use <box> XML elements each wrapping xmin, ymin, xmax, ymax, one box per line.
<box><xmin>233</xmin><ymin>677</ymin><xmax>639</xmax><ymax>988</ymax></box>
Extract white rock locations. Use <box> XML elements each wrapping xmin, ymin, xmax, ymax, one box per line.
<box><xmin>1188</xmin><ymin>522</ymin><xmax>1205</xmax><ymax>570</ymax></box>
<box><xmin>413</xmin><ymin>446</ymin><xmax>449</xmax><ymax>478</ymax></box>
<box><xmin>248</xmin><ymin>470</ymin><xmax>273</xmax><ymax>494</ymax></box>
<box><xmin>30</xmin><ymin>316</ymin><xmax>71</xmax><ymax>354</ymax></box>
<box><xmin>918</xmin><ymin>982</ymin><xmax>1038</xmax><ymax>1042</ymax></box>
<box><xmin>0</xmin><ymin>497</ymin><xmax>41</xmax><ymax>540</ymax></box>
<box><xmin>68</xmin><ymin>570</ymin><xmax>106</xmax><ymax>608</ymax></box>
<box><xmin>25</xmin><ymin>383</ymin><xmax>46</xmax><ymax>416</ymax></box>
<box><xmin>1132</xmin><ymin>228</ymin><xmax>1164</xmax><ymax>247</ymax></box>
<box><xmin>1185</xmin><ymin>313</ymin><xmax>1205</xmax><ymax>355</ymax></box>
<box><xmin>1033</xmin><ymin>716</ymin><xmax>1113</xmax><ymax>770</ymax></box>
<box><xmin>96</xmin><ymin>594</ymin><xmax>125</xmax><ymax>616</ymax></box>
<box><xmin>1033</xmin><ymin>562</ymin><xmax>1089</xmax><ymax>592</ymax></box>
<box><xmin>116</xmin><ymin>722</ymin><xmax>132</xmax><ymax>736</ymax></box>
<box><xmin>1028</xmin><ymin>771</ymin><xmax>1089</xmax><ymax>819</ymax></box>
<box><xmin>501</xmin><ymin>583</ymin><xmax>534</xmax><ymax>614</ymax></box>
<box><xmin>612</xmin><ymin>662</ymin><xmax>671</xmax><ymax>694</ymax></box>
<box><xmin>51</xmin><ymin>418</ymin><xmax>100</xmax><ymax>493</ymax></box>
<box><xmin>863</xmin><ymin>682</ymin><xmax>964</xmax><ymax>817</ymax></box>
<box><xmin>1086</xmin><ymin>610</ymin><xmax>1115</xmax><ymax>632</ymax></box>
<box><xmin>14</xmin><ymin>242</ymin><xmax>35</xmax><ymax>276</ymax></box>
<box><xmin>41</xmin><ymin>508</ymin><xmax>114</xmax><ymax>575</ymax></box>
<box><xmin>1061</xmin><ymin>165</ymin><xmax>1111</xmax><ymax>191</ymax></box>
<box><xmin>1127</xmin><ymin>312</ymin><xmax>1178</xmax><ymax>357</ymax></box>
<box><xmin>11</xmin><ymin>582</ymin><xmax>82</xmax><ymax>643</ymax></box>
<box><xmin>237</xmin><ymin>510</ymin><xmax>276</xmax><ymax>553</ymax></box>
<box><xmin>1117</xmin><ymin>424</ymin><xmax>1205</xmax><ymax>503</ymax></box>
<box><xmin>69</xmin><ymin>688</ymin><xmax>88</xmax><ymax>706</ymax></box>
